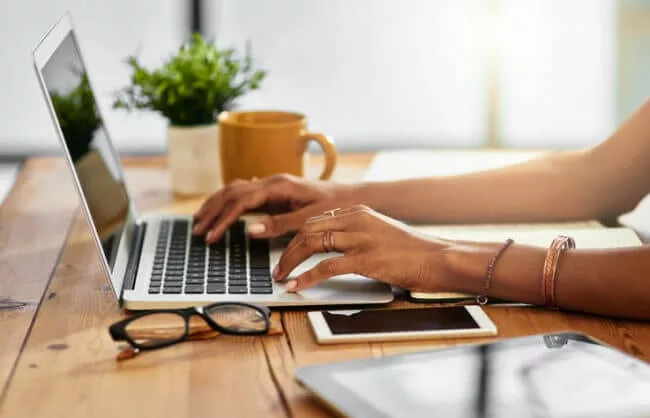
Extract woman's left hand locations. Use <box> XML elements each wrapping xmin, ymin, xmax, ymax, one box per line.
<box><xmin>273</xmin><ymin>205</ymin><xmax>455</xmax><ymax>292</ymax></box>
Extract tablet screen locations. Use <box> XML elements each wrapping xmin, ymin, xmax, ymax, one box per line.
<box><xmin>297</xmin><ymin>333</ymin><xmax>650</xmax><ymax>418</ymax></box>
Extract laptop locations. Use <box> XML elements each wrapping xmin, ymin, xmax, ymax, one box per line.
<box><xmin>32</xmin><ymin>13</ymin><xmax>393</xmax><ymax>310</ymax></box>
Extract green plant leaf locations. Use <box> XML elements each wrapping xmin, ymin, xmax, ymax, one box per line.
<box><xmin>112</xmin><ymin>33</ymin><xmax>267</xmax><ymax>126</ymax></box>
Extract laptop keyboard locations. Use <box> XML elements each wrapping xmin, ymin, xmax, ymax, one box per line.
<box><xmin>148</xmin><ymin>220</ymin><xmax>273</xmax><ymax>295</ymax></box>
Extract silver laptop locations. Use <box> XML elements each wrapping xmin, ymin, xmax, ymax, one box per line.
<box><xmin>32</xmin><ymin>13</ymin><xmax>393</xmax><ymax>310</ymax></box>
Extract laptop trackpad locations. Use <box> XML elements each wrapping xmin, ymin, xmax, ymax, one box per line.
<box><xmin>269</xmin><ymin>249</ymin><xmax>386</xmax><ymax>299</ymax></box>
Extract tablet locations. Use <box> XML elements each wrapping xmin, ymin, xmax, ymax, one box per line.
<box><xmin>295</xmin><ymin>332</ymin><xmax>650</xmax><ymax>418</ymax></box>
<box><xmin>308</xmin><ymin>306</ymin><xmax>497</xmax><ymax>344</ymax></box>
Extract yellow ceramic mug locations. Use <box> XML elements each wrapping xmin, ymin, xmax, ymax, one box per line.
<box><xmin>218</xmin><ymin>111</ymin><xmax>337</xmax><ymax>184</ymax></box>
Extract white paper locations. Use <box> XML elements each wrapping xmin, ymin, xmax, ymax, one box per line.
<box><xmin>411</xmin><ymin>226</ymin><xmax>642</xmax><ymax>249</ymax></box>
<box><xmin>362</xmin><ymin>149</ymin><xmax>542</xmax><ymax>182</ymax></box>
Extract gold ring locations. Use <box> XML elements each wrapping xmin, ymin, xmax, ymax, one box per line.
<box><xmin>323</xmin><ymin>208</ymin><xmax>341</xmax><ymax>217</ymax></box>
<box><xmin>322</xmin><ymin>231</ymin><xmax>330</xmax><ymax>252</ymax></box>
<box><xmin>322</xmin><ymin>231</ymin><xmax>336</xmax><ymax>253</ymax></box>
<box><xmin>328</xmin><ymin>230</ymin><xmax>335</xmax><ymax>252</ymax></box>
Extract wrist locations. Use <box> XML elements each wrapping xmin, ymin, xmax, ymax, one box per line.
<box><xmin>347</xmin><ymin>182</ymin><xmax>391</xmax><ymax>213</ymax></box>
<box><xmin>441</xmin><ymin>242</ymin><xmax>495</xmax><ymax>294</ymax></box>
<box><xmin>443</xmin><ymin>240</ymin><xmax>547</xmax><ymax>304</ymax></box>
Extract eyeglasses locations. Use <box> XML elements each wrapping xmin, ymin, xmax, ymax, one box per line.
<box><xmin>109</xmin><ymin>302</ymin><xmax>271</xmax><ymax>360</ymax></box>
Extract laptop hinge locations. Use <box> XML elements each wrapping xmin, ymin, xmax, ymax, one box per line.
<box><xmin>119</xmin><ymin>221</ymin><xmax>147</xmax><ymax>304</ymax></box>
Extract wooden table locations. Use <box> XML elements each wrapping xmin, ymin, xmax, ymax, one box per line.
<box><xmin>2</xmin><ymin>153</ymin><xmax>650</xmax><ymax>418</ymax></box>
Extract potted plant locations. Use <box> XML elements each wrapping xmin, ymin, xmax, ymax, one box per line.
<box><xmin>113</xmin><ymin>33</ymin><xmax>266</xmax><ymax>195</ymax></box>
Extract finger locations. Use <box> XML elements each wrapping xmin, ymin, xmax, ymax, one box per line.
<box><xmin>245</xmin><ymin>203</ymin><xmax>326</xmax><ymax>238</ymax></box>
<box><xmin>304</xmin><ymin>205</ymin><xmax>365</xmax><ymax>224</ymax></box>
<box><xmin>205</xmin><ymin>189</ymin><xmax>269</xmax><ymax>243</ymax></box>
<box><xmin>198</xmin><ymin>175</ymin><xmax>297</xmax><ymax>237</ymax></box>
<box><xmin>300</xmin><ymin>206</ymin><xmax>371</xmax><ymax>234</ymax></box>
<box><xmin>274</xmin><ymin>232</ymin><xmax>363</xmax><ymax>282</ymax></box>
<box><xmin>284</xmin><ymin>256</ymin><xmax>364</xmax><ymax>292</ymax></box>
<box><xmin>194</xmin><ymin>179</ymin><xmax>247</xmax><ymax>220</ymax></box>
<box><xmin>193</xmin><ymin>181</ymin><xmax>260</xmax><ymax>235</ymax></box>
<box><xmin>193</xmin><ymin>193</ymin><xmax>219</xmax><ymax>224</ymax></box>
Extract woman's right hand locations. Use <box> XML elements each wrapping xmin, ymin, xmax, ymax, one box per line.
<box><xmin>192</xmin><ymin>174</ymin><xmax>360</xmax><ymax>243</ymax></box>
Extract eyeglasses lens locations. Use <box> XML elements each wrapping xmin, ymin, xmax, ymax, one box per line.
<box><xmin>124</xmin><ymin>312</ymin><xmax>186</xmax><ymax>347</ymax></box>
<box><xmin>204</xmin><ymin>304</ymin><xmax>267</xmax><ymax>333</ymax></box>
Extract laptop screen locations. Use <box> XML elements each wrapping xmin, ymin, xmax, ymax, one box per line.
<box><xmin>41</xmin><ymin>31</ymin><xmax>130</xmax><ymax>272</ymax></box>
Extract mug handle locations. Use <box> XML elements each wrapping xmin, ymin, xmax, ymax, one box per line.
<box><xmin>299</xmin><ymin>132</ymin><xmax>337</xmax><ymax>180</ymax></box>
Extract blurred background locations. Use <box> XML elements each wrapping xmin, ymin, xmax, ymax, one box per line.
<box><xmin>0</xmin><ymin>0</ymin><xmax>649</xmax><ymax>157</ymax></box>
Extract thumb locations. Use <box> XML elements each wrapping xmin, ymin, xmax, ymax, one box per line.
<box><xmin>246</xmin><ymin>205</ymin><xmax>318</xmax><ymax>238</ymax></box>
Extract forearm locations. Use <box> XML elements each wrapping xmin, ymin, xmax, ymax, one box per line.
<box><xmin>443</xmin><ymin>242</ymin><xmax>650</xmax><ymax>320</ymax></box>
<box><xmin>357</xmin><ymin>149</ymin><xmax>614</xmax><ymax>224</ymax></box>
<box><xmin>356</xmin><ymin>97</ymin><xmax>650</xmax><ymax>224</ymax></box>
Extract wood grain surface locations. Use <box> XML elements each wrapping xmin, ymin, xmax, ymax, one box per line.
<box><xmin>2</xmin><ymin>153</ymin><xmax>650</xmax><ymax>418</ymax></box>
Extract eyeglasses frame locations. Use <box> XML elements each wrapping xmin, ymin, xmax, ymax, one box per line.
<box><xmin>109</xmin><ymin>301</ymin><xmax>271</xmax><ymax>352</ymax></box>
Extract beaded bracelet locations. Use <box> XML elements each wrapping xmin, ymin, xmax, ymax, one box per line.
<box><xmin>476</xmin><ymin>238</ymin><xmax>515</xmax><ymax>305</ymax></box>
<box><xmin>541</xmin><ymin>235</ymin><xmax>576</xmax><ymax>308</ymax></box>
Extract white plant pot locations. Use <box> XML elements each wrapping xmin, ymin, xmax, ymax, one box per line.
<box><xmin>167</xmin><ymin>124</ymin><xmax>221</xmax><ymax>195</ymax></box>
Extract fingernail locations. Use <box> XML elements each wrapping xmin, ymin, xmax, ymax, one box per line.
<box><xmin>285</xmin><ymin>280</ymin><xmax>297</xmax><ymax>291</ymax></box>
<box><xmin>192</xmin><ymin>226</ymin><xmax>200</xmax><ymax>234</ymax></box>
<box><xmin>272</xmin><ymin>265</ymin><xmax>279</xmax><ymax>279</ymax></box>
<box><xmin>206</xmin><ymin>231</ymin><xmax>214</xmax><ymax>241</ymax></box>
<box><xmin>247</xmin><ymin>223</ymin><xmax>266</xmax><ymax>235</ymax></box>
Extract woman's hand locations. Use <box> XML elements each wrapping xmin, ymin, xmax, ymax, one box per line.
<box><xmin>273</xmin><ymin>205</ymin><xmax>456</xmax><ymax>293</ymax></box>
<box><xmin>192</xmin><ymin>174</ymin><xmax>359</xmax><ymax>243</ymax></box>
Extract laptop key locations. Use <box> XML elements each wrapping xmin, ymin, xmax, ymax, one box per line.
<box><xmin>164</xmin><ymin>274</ymin><xmax>183</xmax><ymax>279</ymax></box>
<box><xmin>251</xmin><ymin>287</ymin><xmax>273</xmax><ymax>294</ymax></box>
<box><xmin>228</xmin><ymin>286</ymin><xmax>248</xmax><ymax>294</ymax></box>
<box><xmin>207</xmin><ymin>272</ymin><xmax>225</xmax><ymax>278</ymax></box>
<box><xmin>185</xmin><ymin>278</ymin><xmax>205</xmax><ymax>285</ymax></box>
<box><xmin>163</xmin><ymin>287</ymin><xmax>182</xmax><ymax>294</ymax></box>
<box><xmin>184</xmin><ymin>285</ymin><xmax>204</xmax><ymax>294</ymax></box>
<box><xmin>148</xmin><ymin>287</ymin><xmax>161</xmax><ymax>294</ymax></box>
<box><xmin>250</xmin><ymin>282</ymin><xmax>271</xmax><ymax>288</ymax></box>
<box><xmin>207</xmin><ymin>284</ymin><xmax>226</xmax><ymax>293</ymax></box>
<box><xmin>186</xmin><ymin>272</ymin><xmax>204</xmax><ymax>279</ymax></box>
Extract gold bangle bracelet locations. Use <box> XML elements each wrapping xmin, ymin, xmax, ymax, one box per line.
<box><xmin>541</xmin><ymin>236</ymin><xmax>576</xmax><ymax>308</ymax></box>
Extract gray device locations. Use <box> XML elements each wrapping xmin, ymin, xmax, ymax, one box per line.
<box><xmin>296</xmin><ymin>332</ymin><xmax>650</xmax><ymax>418</ymax></box>
<box><xmin>32</xmin><ymin>13</ymin><xmax>393</xmax><ymax>310</ymax></box>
